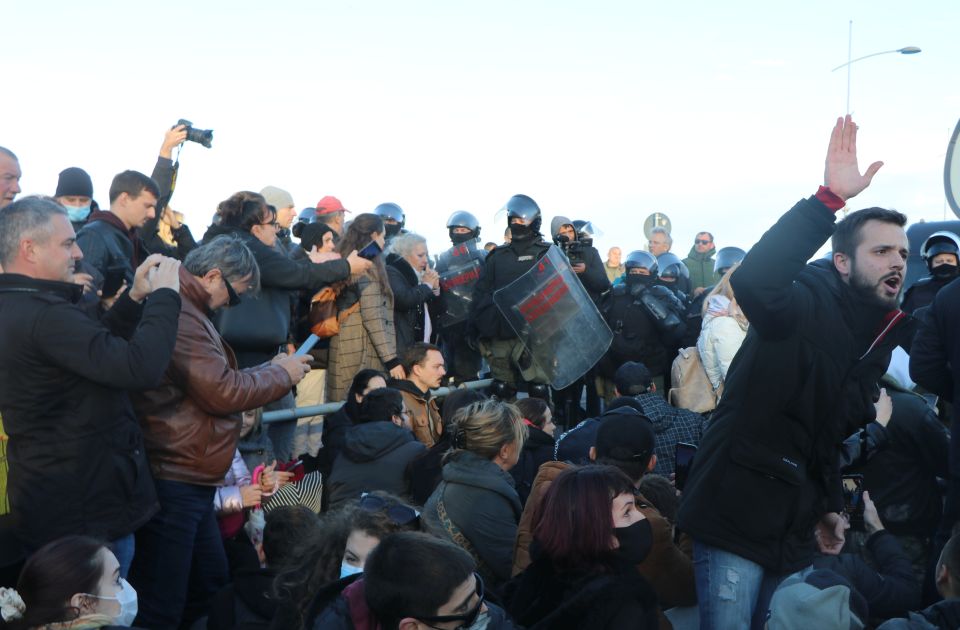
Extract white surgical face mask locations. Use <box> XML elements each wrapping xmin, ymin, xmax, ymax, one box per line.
<box><xmin>88</xmin><ymin>577</ymin><xmax>138</xmax><ymax>626</ymax></box>
<box><xmin>340</xmin><ymin>560</ymin><xmax>363</xmax><ymax>579</ymax></box>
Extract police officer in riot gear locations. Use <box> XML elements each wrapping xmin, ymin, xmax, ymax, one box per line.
<box><xmin>902</xmin><ymin>231</ymin><xmax>960</xmax><ymax>314</ymax></box>
<box><xmin>436</xmin><ymin>211</ymin><xmax>486</xmax><ymax>383</ymax></box>
<box><xmin>373</xmin><ymin>202</ymin><xmax>406</xmax><ymax>243</ymax></box>
<box><xmin>470</xmin><ymin>194</ymin><xmax>552</xmax><ymax>400</ymax></box>
<box><xmin>656</xmin><ymin>252</ymin><xmax>692</xmax><ymax>298</ymax></box>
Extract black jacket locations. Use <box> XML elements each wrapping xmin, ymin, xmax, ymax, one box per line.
<box><xmin>877</xmin><ymin>599</ymin><xmax>960</xmax><ymax>630</ymax></box>
<box><xmin>316</xmin><ymin>405</ymin><xmax>354</xmax><ymax>481</ymax></box>
<box><xmin>597</xmin><ymin>284</ymin><xmax>671</xmax><ymax>378</ymax></box>
<box><xmin>813</xmin><ymin>530</ymin><xmax>921</xmax><ymax>620</ymax></box>
<box><xmin>0</xmin><ymin>275</ymin><xmax>180</xmax><ymax>549</ymax></box>
<box><xmin>385</xmin><ymin>254</ymin><xmax>444</xmax><ymax>356</ymax></box>
<box><xmin>208</xmin><ymin>568</ymin><xmax>278</xmax><ymax>630</ymax></box>
<box><xmin>326</xmin><ymin>421</ymin><xmax>426</xmax><ymax>509</ymax></box>
<box><xmin>677</xmin><ymin>196</ymin><xmax>914</xmax><ymax>573</ymax></box>
<box><xmin>509</xmin><ymin>426</ymin><xmax>556</xmax><ymax>506</ymax></box>
<box><xmin>575</xmin><ymin>244</ymin><xmax>612</xmax><ymax>302</ymax></box>
<box><xmin>901</xmin><ymin>274</ymin><xmax>957</xmax><ymax>314</ymax></box>
<box><xmin>471</xmin><ymin>238</ymin><xmax>551</xmax><ymax>340</ymax></box>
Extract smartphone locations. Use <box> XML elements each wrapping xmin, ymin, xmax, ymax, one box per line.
<box><xmin>842</xmin><ymin>474</ymin><xmax>865</xmax><ymax>530</ymax></box>
<box><xmin>357</xmin><ymin>240</ymin><xmax>383</xmax><ymax>260</ymax></box>
<box><xmin>674</xmin><ymin>442</ymin><xmax>697</xmax><ymax>492</ymax></box>
<box><xmin>101</xmin><ymin>265</ymin><xmax>128</xmax><ymax>299</ymax></box>
<box><xmin>294</xmin><ymin>334</ymin><xmax>321</xmax><ymax>357</ymax></box>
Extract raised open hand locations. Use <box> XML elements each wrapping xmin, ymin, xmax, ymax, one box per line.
<box><xmin>824</xmin><ymin>115</ymin><xmax>883</xmax><ymax>201</ymax></box>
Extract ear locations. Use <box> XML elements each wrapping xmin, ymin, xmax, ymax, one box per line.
<box><xmin>398</xmin><ymin>619</ymin><xmax>422</xmax><ymax>630</ymax></box>
<box><xmin>937</xmin><ymin>562</ymin><xmax>950</xmax><ymax>590</ymax></box>
<box><xmin>648</xmin><ymin>383</ymin><xmax>657</xmax><ymax>393</ymax></box>
<box><xmin>203</xmin><ymin>268</ymin><xmax>223</xmax><ymax>283</ymax></box>
<box><xmin>833</xmin><ymin>252</ymin><xmax>851</xmax><ymax>278</ymax></box>
<box><xmin>70</xmin><ymin>593</ymin><xmax>94</xmax><ymax>614</ymax></box>
<box><xmin>589</xmin><ymin>446</ymin><xmax>597</xmax><ymax>462</ymax></box>
<box><xmin>256</xmin><ymin>542</ymin><xmax>267</xmax><ymax>566</ymax></box>
<box><xmin>498</xmin><ymin>442</ymin><xmax>512</xmax><ymax>462</ymax></box>
<box><xmin>647</xmin><ymin>453</ymin><xmax>657</xmax><ymax>472</ymax></box>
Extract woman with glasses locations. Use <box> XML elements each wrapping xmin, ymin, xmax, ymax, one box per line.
<box><xmin>423</xmin><ymin>400</ymin><xmax>526</xmax><ymax>589</ymax></box>
<box><xmin>504</xmin><ymin>466</ymin><xmax>659</xmax><ymax>630</ymax></box>
<box><xmin>272</xmin><ymin>491</ymin><xmax>423</xmax><ymax>630</ymax></box>
<box><xmin>203</xmin><ymin>191</ymin><xmax>370</xmax><ymax>462</ymax></box>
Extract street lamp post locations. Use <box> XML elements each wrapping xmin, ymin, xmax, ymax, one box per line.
<box><xmin>831</xmin><ymin>20</ymin><xmax>921</xmax><ymax>114</ymax></box>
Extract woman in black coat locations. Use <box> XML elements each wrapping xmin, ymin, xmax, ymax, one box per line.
<box><xmin>385</xmin><ymin>232</ymin><xmax>444</xmax><ymax>357</ymax></box>
<box><xmin>510</xmin><ymin>398</ymin><xmax>557</xmax><ymax>506</ymax></box>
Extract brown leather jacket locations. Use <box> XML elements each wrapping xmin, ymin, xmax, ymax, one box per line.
<box><xmin>394</xmin><ymin>380</ymin><xmax>443</xmax><ymax>448</ymax></box>
<box><xmin>512</xmin><ymin>461</ymin><xmax>697</xmax><ymax>611</ymax></box>
<box><xmin>133</xmin><ymin>269</ymin><xmax>294</xmax><ymax>485</ymax></box>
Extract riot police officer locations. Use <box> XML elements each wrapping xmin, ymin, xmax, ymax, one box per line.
<box><xmin>470</xmin><ymin>194</ymin><xmax>552</xmax><ymax>400</ymax></box>
<box><xmin>436</xmin><ymin>211</ymin><xmax>486</xmax><ymax>383</ymax></box>
<box><xmin>656</xmin><ymin>252</ymin><xmax>692</xmax><ymax>298</ymax></box>
<box><xmin>373</xmin><ymin>202</ymin><xmax>406</xmax><ymax>244</ymax></box>
<box><xmin>902</xmin><ymin>231</ymin><xmax>960</xmax><ymax>313</ymax></box>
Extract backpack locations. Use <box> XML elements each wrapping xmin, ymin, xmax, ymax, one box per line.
<box><xmin>668</xmin><ymin>346</ymin><xmax>718</xmax><ymax>413</ymax></box>
<box><xmin>309</xmin><ymin>282</ymin><xmax>359</xmax><ymax>338</ymax></box>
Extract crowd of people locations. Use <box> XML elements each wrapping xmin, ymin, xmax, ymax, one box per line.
<box><xmin>0</xmin><ymin>113</ymin><xmax>959</xmax><ymax>630</ymax></box>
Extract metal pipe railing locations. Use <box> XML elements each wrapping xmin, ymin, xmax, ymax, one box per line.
<box><xmin>261</xmin><ymin>379</ymin><xmax>493</xmax><ymax>424</ymax></box>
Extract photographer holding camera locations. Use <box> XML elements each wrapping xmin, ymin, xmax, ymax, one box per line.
<box><xmin>549</xmin><ymin>216</ymin><xmax>610</xmax><ymax>302</ymax></box>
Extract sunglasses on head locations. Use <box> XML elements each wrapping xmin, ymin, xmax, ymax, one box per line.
<box><xmin>415</xmin><ymin>572</ymin><xmax>485</xmax><ymax>630</ymax></box>
<box><xmin>358</xmin><ymin>493</ymin><xmax>420</xmax><ymax>526</ymax></box>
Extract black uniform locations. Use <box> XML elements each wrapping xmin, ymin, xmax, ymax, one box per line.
<box><xmin>901</xmin><ymin>275</ymin><xmax>957</xmax><ymax>314</ymax></box>
<box><xmin>435</xmin><ymin>241</ymin><xmax>486</xmax><ymax>382</ymax></box>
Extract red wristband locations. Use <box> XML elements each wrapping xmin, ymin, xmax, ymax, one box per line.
<box><xmin>815</xmin><ymin>186</ymin><xmax>846</xmax><ymax>213</ymax></box>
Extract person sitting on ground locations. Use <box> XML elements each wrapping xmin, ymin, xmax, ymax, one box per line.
<box><xmin>510</xmin><ymin>397</ymin><xmax>557</xmax><ymax>507</ymax></box>
<box><xmin>392</xmin><ymin>342</ymin><xmax>447</xmax><ymax>448</ymax></box>
<box><xmin>325</xmin><ymin>388</ymin><xmax>426</xmax><ymax>509</ymax></box>
<box><xmin>504</xmin><ymin>466</ymin><xmax>659</xmax><ymax>630</ymax></box>
<box><xmin>315</xmin><ymin>369</ymin><xmax>387</xmax><ymax>479</ymax></box>
<box><xmin>767</xmin><ymin>569</ymin><xmax>870</xmax><ymax>630</ymax></box>
<box><xmin>207</xmin><ymin>506</ymin><xmax>321</xmax><ymax>630</ymax></box>
<box><xmin>877</xmin><ymin>530</ymin><xmax>960</xmax><ymax>629</ymax></box>
<box><xmin>554</xmin><ymin>395</ymin><xmax>647</xmax><ymax>465</ymax></box>
<box><xmin>271</xmin><ymin>492</ymin><xmax>423</xmax><ymax>630</ymax></box>
<box><xmin>0</xmin><ymin>535</ymin><xmax>142</xmax><ymax>630</ymax></box>
<box><xmin>423</xmin><ymin>400</ymin><xmax>526</xmax><ymax>588</ymax></box>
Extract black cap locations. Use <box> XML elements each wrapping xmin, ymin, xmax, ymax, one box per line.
<box><xmin>55</xmin><ymin>167</ymin><xmax>93</xmax><ymax>198</ymax></box>
<box><xmin>595</xmin><ymin>412</ymin><xmax>655</xmax><ymax>463</ymax></box>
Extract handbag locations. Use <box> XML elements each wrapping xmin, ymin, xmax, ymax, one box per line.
<box><xmin>668</xmin><ymin>346</ymin><xmax>719</xmax><ymax>413</ymax></box>
<box><xmin>309</xmin><ymin>282</ymin><xmax>359</xmax><ymax>338</ymax></box>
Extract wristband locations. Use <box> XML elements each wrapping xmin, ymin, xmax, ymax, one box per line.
<box><xmin>815</xmin><ymin>186</ymin><xmax>846</xmax><ymax>213</ymax></box>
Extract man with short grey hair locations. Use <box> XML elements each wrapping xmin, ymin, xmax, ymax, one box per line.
<box><xmin>0</xmin><ymin>146</ymin><xmax>21</xmax><ymax>209</ymax></box>
<box><xmin>648</xmin><ymin>227</ymin><xmax>672</xmax><ymax>257</ymax></box>
<box><xmin>0</xmin><ymin>195</ymin><xmax>182</xmax><ymax>577</ymax></box>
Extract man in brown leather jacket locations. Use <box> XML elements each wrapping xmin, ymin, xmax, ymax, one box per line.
<box><xmin>130</xmin><ymin>235</ymin><xmax>313</xmax><ymax>629</ymax></box>
<box><xmin>392</xmin><ymin>342</ymin><xmax>446</xmax><ymax>448</ymax></box>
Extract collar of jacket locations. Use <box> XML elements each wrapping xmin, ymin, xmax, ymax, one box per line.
<box><xmin>87</xmin><ymin>209</ymin><xmax>136</xmax><ymax>242</ymax></box>
<box><xmin>387</xmin><ymin>253</ymin><xmax>420</xmax><ymax>285</ymax></box>
<box><xmin>686</xmin><ymin>244</ymin><xmax>715</xmax><ymax>260</ymax></box>
<box><xmin>178</xmin><ymin>267</ymin><xmax>214</xmax><ymax>316</ymax></box>
<box><xmin>392</xmin><ymin>378</ymin><xmax>430</xmax><ymax>400</ymax></box>
<box><xmin>0</xmin><ymin>273</ymin><xmax>84</xmax><ymax>303</ymax></box>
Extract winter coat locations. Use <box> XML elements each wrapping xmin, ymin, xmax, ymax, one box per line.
<box><xmin>682</xmin><ymin>244</ymin><xmax>719</xmax><ymax>291</ymax></box>
<box><xmin>0</xmin><ymin>274</ymin><xmax>180</xmax><ymax>549</ymax></box>
<box><xmin>813</xmin><ymin>529</ymin><xmax>920</xmax><ymax>621</ymax></box>
<box><xmin>471</xmin><ymin>238</ymin><xmax>551</xmax><ymax>340</ymax></box>
<box><xmin>208</xmin><ymin>567</ymin><xmax>279</xmax><ymax>630</ymax></box>
<box><xmin>509</xmin><ymin>425</ymin><xmax>555</xmax><ymax>506</ymax></box>
<box><xmin>575</xmin><ymin>244</ymin><xmax>612</xmax><ymax>303</ymax></box>
<box><xmin>696</xmin><ymin>304</ymin><xmax>748</xmax><ymax>390</ymax></box>
<box><xmin>132</xmin><ymin>269</ymin><xmax>293</xmax><ymax>485</ymax></box>
<box><xmin>326</xmin><ymin>275</ymin><xmax>399</xmax><ymax>402</ymax></box>
<box><xmin>406</xmin><ymin>433</ymin><xmax>453</xmax><ymax>506</ymax></box>
<box><xmin>316</xmin><ymin>405</ymin><xmax>353</xmax><ymax>480</ymax></box>
<box><xmin>512</xmin><ymin>461</ymin><xmax>697</xmax><ymax>610</ymax></box>
<box><xmin>391</xmin><ymin>380</ymin><xmax>443</xmax><ymax>448</ymax></box>
<box><xmin>326</xmin><ymin>421</ymin><xmax>426</xmax><ymax>509</ymax></box>
<box><xmin>385</xmin><ymin>254</ymin><xmax>444</xmax><ymax>356</ymax></box>
<box><xmin>505</xmin><ymin>555</ymin><xmax>659</xmax><ymax>630</ymax></box>
<box><xmin>604</xmin><ymin>262</ymin><xmax>625</xmax><ymax>284</ymax></box>
<box><xmin>633</xmin><ymin>393</ymin><xmax>707</xmax><ymax>477</ymax></box>
<box><xmin>423</xmin><ymin>450</ymin><xmax>523</xmax><ymax>586</ymax></box>
<box><xmin>877</xmin><ymin>599</ymin><xmax>960</xmax><ymax>630</ymax></box>
<box><xmin>678</xmin><ymin>196</ymin><xmax>915</xmax><ymax>574</ymax></box>
<box><xmin>213</xmin><ymin>450</ymin><xmax>252</xmax><ymax>515</ymax></box>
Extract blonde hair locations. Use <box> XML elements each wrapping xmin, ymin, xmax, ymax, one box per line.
<box><xmin>447</xmin><ymin>399</ymin><xmax>527</xmax><ymax>462</ymax></box>
<box><xmin>701</xmin><ymin>263</ymin><xmax>748</xmax><ymax>327</ymax></box>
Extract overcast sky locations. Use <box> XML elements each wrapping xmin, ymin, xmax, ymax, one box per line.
<box><xmin>7</xmin><ymin>0</ymin><xmax>959</xmax><ymax>258</ymax></box>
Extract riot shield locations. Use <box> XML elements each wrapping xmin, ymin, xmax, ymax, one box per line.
<box><xmin>438</xmin><ymin>243</ymin><xmax>484</xmax><ymax>328</ymax></box>
<box><xmin>493</xmin><ymin>246</ymin><xmax>613</xmax><ymax>389</ymax></box>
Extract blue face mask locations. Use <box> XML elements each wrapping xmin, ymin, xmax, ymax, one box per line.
<box><xmin>340</xmin><ymin>560</ymin><xmax>363</xmax><ymax>579</ymax></box>
<box><xmin>64</xmin><ymin>204</ymin><xmax>91</xmax><ymax>223</ymax></box>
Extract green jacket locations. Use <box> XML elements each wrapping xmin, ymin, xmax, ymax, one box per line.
<box><xmin>683</xmin><ymin>245</ymin><xmax>719</xmax><ymax>290</ymax></box>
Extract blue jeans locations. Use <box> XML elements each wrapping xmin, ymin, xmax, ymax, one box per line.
<box><xmin>107</xmin><ymin>533</ymin><xmax>135</xmax><ymax>580</ymax></box>
<box><xmin>128</xmin><ymin>480</ymin><xmax>229</xmax><ymax>630</ymax></box>
<box><xmin>693</xmin><ymin>541</ymin><xmax>791</xmax><ymax>630</ymax></box>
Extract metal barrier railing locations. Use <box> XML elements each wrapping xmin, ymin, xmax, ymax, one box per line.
<box><xmin>261</xmin><ymin>379</ymin><xmax>493</xmax><ymax>424</ymax></box>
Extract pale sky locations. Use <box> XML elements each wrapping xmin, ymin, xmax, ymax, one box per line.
<box><xmin>6</xmin><ymin>0</ymin><xmax>959</xmax><ymax>259</ymax></box>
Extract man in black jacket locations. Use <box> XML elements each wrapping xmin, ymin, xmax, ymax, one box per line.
<box><xmin>0</xmin><ymin>196</ymin><xmax>182</xmax><ymax>577</ymax></box>
<box><xmin>678</xmin><ymin>116</ymin><xmax>912</xmax><ymax>629</ymax></box>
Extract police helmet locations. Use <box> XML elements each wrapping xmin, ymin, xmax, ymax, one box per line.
<box><xmin>296</xmin><ymin>207</ymin><xmax>318</xmax><ymax>225</ymax></box>
<box><xmin>503</xmin><ymin>194</ymin><xmax>542</xmax><ymax>234</ymax></box>
<box><xmin>624</xmin><ymin>250</ymin><xmax>658</xmax><ymax>275</ymax></box>
<box><xmin>921</xmin><ymin>231</ymin><xmax>960</xmax><ymax>272</ymax></box>
<box><xmin>373</xmin><ymin>202</ymin><xmax>405</xmax><ymax>227</ymax></box>
<box><xmin>447</xmin><ymin>210</ymin><xmax>481</xmax><ymax>239</ymax></box>
<box><xmin>657</xmin><ymin>252</ymin><xmax>690</xmax><ymax>281</ymax></box>
<box><xmin>573</xmin><ymin>220</ymin><xmax>600</xmax><ymax>240</ymax></box>
<box><xmin>714</xmin><ymin>246</ymin><xmax>747</xmax><ymax>275</ymax></box>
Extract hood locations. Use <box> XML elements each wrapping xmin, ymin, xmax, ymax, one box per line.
<box><xmin>525</xmin><ymin>424</ymin><xmax>556</xmax><ymax>448</ymax></box>
<box><xmin>442</xmin><ymin>450</ymin><xmax>518</xmax><ymax>495</ymax></box>
<box><xmin>391</xmin><ymin>378</ymin><xmax>430</xmax><ymax>401</ymax></box>
<box><xmin>86</xmin><ymin>209</ymin><xmax>134</xmax><ymax>240</ymax></box>
<box><xmin>921</xmin><ymin>599</ymin><xmax>960</xmax><ymax>628</ymax></box>
<box><xmin>550</xmin><ymin>216</ymin><xmax>573</xmax><ymax>239</ymax></box>
<box><xmin>343</xmin><ymin>421</ymin><xmax>417</xmax><ymax>463</ymax></box>
<box><xmin>233</xmin><ymin>568</ymin><xmax>279</xmax><ymax>619</ymax></box>
<box><xmin>686</xmin><ymin>244</ymin><xmax>715</xmax><ymax>261</ymax></box>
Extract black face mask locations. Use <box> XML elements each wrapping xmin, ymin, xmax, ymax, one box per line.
<box><xmin>510</xmin><ymin>222</ymin><xmax>535</xmax><ymax>241</ymax></box>
<box><xmin>385</xmin><ymin>223</ymin><xmax>402</xmax><ymax>238</ymax></box>
<box><xmin>932</xmin><ymin>264</ymin><xmax>959</xmax><ymax>280</ymax></box>
<box><xmin>614</xmin><ymin>519</ymin><xmax>653</xmax><ymax>564</ymax></box>
<box><xmin>625</xmin><ymin>273</ymin><xmax>655</xmax><ymax>291</ymax></box>
<box><xmin>450</xmin><ymin>230</ymin><xmax>475</xmax><ymax>245</ymax></box>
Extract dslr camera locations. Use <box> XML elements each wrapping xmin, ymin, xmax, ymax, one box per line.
<box><xmin>175</xmin><ymin>119</ymin><xmax>214</xmax><ymax>148</ymax></box>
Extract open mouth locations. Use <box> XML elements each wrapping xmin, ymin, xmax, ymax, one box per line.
<box><xmin>883</xmin><ymin>276</ymin><xmax>902</xmax><ymax>294</ymax></box>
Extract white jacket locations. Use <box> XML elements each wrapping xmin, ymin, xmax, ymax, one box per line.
<box><xmin>697</xmin><ymin>311</ymin><xmax>747</xmax><ymax>391</ymax></box>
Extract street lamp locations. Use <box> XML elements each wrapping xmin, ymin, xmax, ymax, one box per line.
<box><xmin>831</xmin><ymin>21</ymin><xmax>920</xmax><ymax>114</ymax></box>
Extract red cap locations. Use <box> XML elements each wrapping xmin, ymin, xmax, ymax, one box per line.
<box><xmin>315</xmin><ymin>195</ymin><xmax>349</xmax><ymax>215</ymax></box>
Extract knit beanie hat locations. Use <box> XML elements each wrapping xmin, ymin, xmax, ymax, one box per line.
<box><xmin>260</xmin><ymin>186</ymin><xmax>294</xmax><ymax>210</ymax></box>
<box><xmin>55</xmin><ymin>167</ymin><xmax>93</xmax><ymax>198</ymax></box>
<box><xmin>767</xmin><ymin>570</ymin><xmax>867</xmax><ymax>630</ymax></box>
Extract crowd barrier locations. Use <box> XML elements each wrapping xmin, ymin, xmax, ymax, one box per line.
<box><xmin>261</xmin><ymin>379</ymin><xmax>493</xmax><ymax>424</ymax></box>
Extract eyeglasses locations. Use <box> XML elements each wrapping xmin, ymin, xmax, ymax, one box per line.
<box><xmin>695</xmin><ymin>239</ymin><xmax>713</xmax><ymax>245</ymax></box>
<box><xmin>223</xmin><ymin>274</ymin><xmax>242</xmax><ymax>307</ymax></box>
<box><xmin>416</xmin><ymin>573</ymin><xmax>485</xmax><ymax>630</ymax></box>
<box><xmin>358</xmin><ymin>492</ymin><xmax>420</xmax><ymax>525</ymax></box>
<box><xmin>260</xmin><ymin>220</ymin><xmax>279</xmax><ymax>230</ymax></box>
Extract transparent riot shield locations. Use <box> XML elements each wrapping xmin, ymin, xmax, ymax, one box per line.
<box><xmin>438</xmin><ymin>244</ymin><xmax>484</xmax><ymax>328</ymax></box>
<box><xmin>493</xmin><ymin>246</ymin><xmax>613</xmax><ymax>389</ymax></box>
